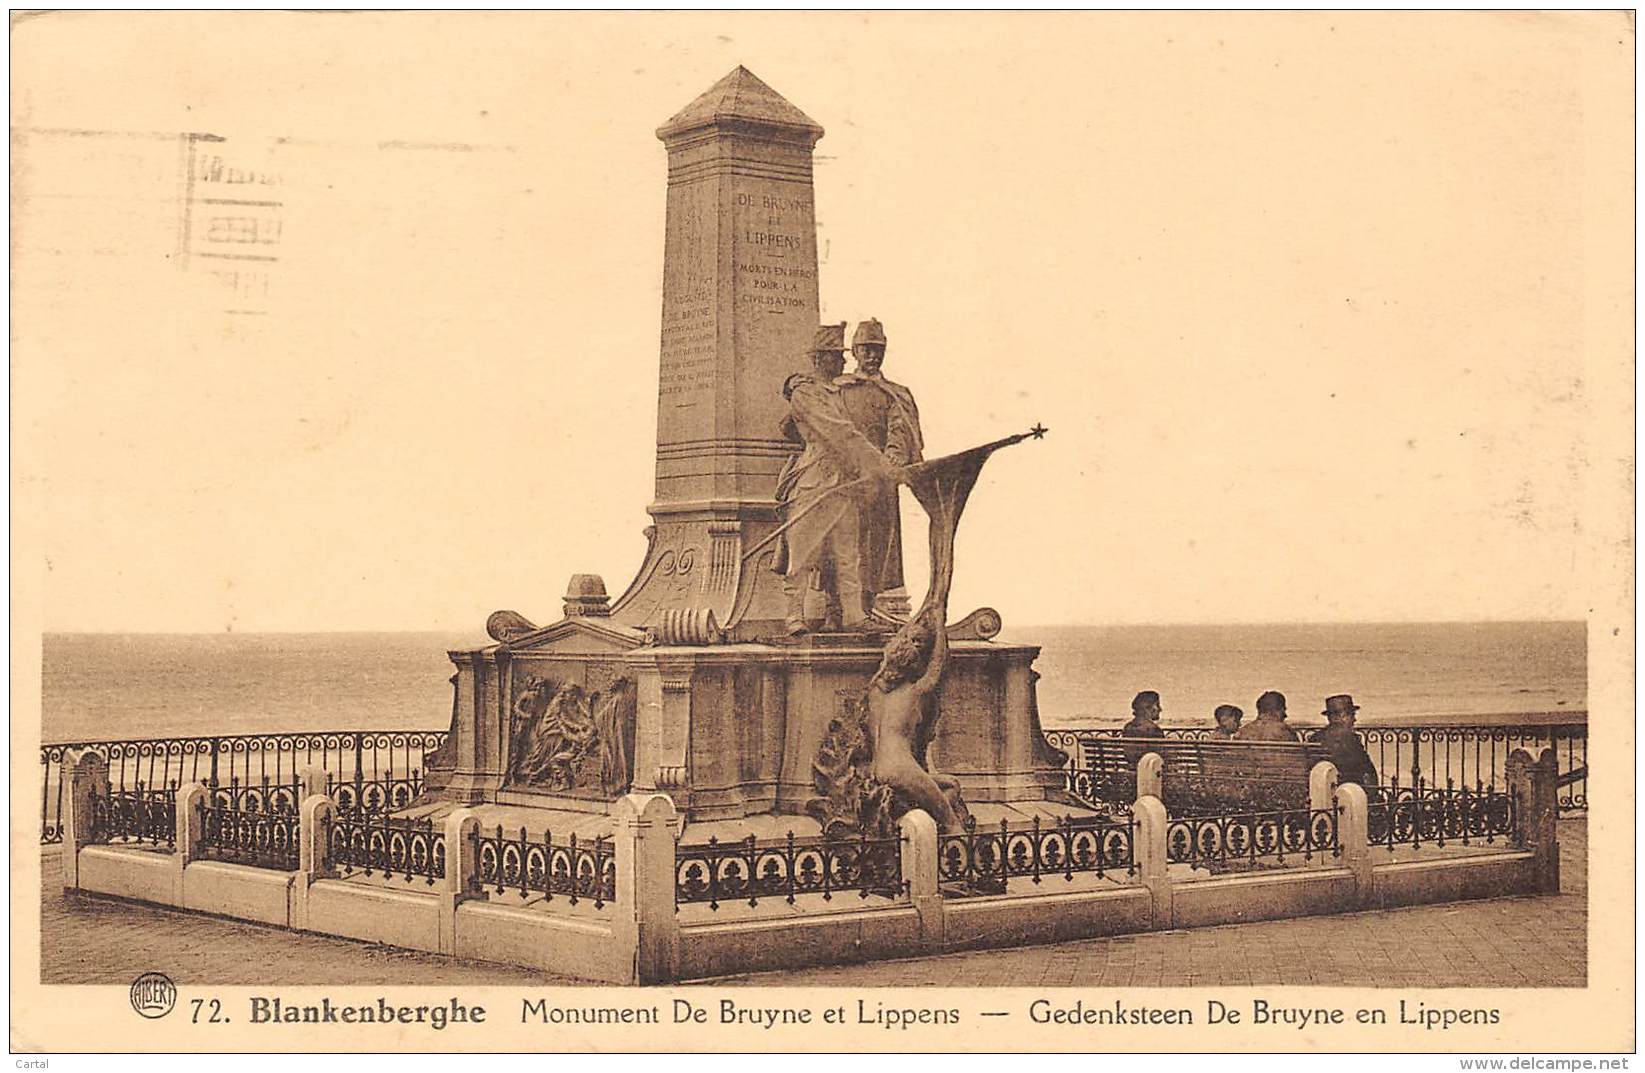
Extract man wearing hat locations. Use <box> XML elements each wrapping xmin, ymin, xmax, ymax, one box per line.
<box><xmin>1310</xmin><ymin>694</ymin><xmax>1379</xmax><ymax>786</ymax></box>
<box><xmin>1235</xmin><ymin>690</ymin><xmax>1301</xmax><ymax>742</ymax></box>
<box><xmin>836</xmin><ymin>318</ymin><xmax>924</xmax><ymax>618</ymax></box>
<box><xmin>773</xmin><ymin>323</ymin><xmax>896</xmax><ymax>636</ymax></box>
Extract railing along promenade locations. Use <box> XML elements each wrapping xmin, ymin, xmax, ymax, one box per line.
<box><xmin>61</xmin><ymin>743</ymin><xmax>1561</xmax><ymax>984</ymax></box>
<box><xmin>1043</xmin><ymin>712</ymin><xmax>1588</xmax><ymax>815</ymax></box>
<box><xmin>39</xmin><ymin>730</ymin><xmax>445</xmax><ymax>844</ymax></box>
<box><xmin>39</xmin><ymin>713</ymin><xmax>1586</xmax><ymax>845</ymax></box>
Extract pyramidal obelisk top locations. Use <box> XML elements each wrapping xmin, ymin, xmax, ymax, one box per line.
<box><xmin>656</xmin><ymin>66</ymin><xmax>824</xmax><ymax>141</ymax></box>
<box><xmin>607</xmin><ymin>67</ymin><xmax>825</xmax><ymax>640</ymax></box>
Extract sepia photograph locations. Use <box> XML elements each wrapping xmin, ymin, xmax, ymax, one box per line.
<box><xmin>9</xmin><ymin>9</ymin><xmax>1634</xmax><ymax>1054</ymax></box>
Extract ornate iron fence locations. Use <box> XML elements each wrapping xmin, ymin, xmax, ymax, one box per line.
<box><xmin>88</xmin><ymin>785</ymin><xmax>177</xmax><ymax>849</ymax></box>
<box><xmin>1364</xmin><ymin>778</ymin><xmax>1518</xmax><ymax>852</ymax></box>
<box><xmin>329</xmin><ymin>771</ymin><xmax>425</xmax><ymax>817</ymax></box>
<box><xmin>471</xmin><ymin>825</ymin><xmax>615</xmax><ymax>908</ymax></box>
<box><xmin>201</xmin><ymin>802</ymin><xmax>301</xmax><ymax>870</ymax></box>
<box><xmin>1165</xmin><ymin>805</ymin><xmax>1340</xmax><ymax>869</ymax></box>
<box><xmin>675</xmin><ymin>832</ymin><xmax>904</xmax><ymax>911</ymax></box>
<box><xmin>211</xmin><ymin>774</ymin><xmax>301</xmax><ymax>815</ymax></box>
<box><xmin>938</xmin><ymin>815</ymin><xmax>1135</xmax><ymax>895</ymax></box>
<box><xmin>329</xmin><ymin>813</ymin><xmax>445</xmax><ymax>885</ymax></box>
<box><xmin>1045</xmin><ymin>716</ymin><xmax>1587</xmax><ymax>814</ymax></box>
<box><xmin>40</xmin><ymin>729</ymin><xmax>447</xmax><ymax>844</ymax></box>
<box><xmin>1355</xmin><ymin>723</ymin><xmax>1587</xmax><ymax>812</ymax></box>
<box><xmin>42</xmin><ymin>717</ymin><xmax>1585</xmax><ymax>850</ymax></box>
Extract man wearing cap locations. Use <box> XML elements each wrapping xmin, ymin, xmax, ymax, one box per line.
<box><xmin>1310</xmin><ymin>694</ymin><xmax>1379</xmax><ymax>786</ymax></box>
<box><xmin>774</xmin><ymin>323</ymin><xmax>897</xmax><ymax>636</ymax></box>
<box><xmin>1235</xmin><ymin>690</ymin><xmax>1301</xmax><ymax>742</ymax></box>
<box><xmin>836</xmin><ymin>318</ymin><xmax>923</xmax><ymax>618</ymax></box>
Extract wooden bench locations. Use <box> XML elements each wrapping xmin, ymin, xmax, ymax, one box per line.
<box><xmin>1080</xmin><ymin>737</ymin><xmax>1330</xmax><ymax>813</ymax></box>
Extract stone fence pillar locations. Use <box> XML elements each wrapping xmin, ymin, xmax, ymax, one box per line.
<box><xmin>1136</xmin><ymin>753</ymin><xmax>1164</xmax><ymax>803</ymax></box>
<box><xmin>60</xmin><ymin>750</ymin><xmax>109</xmax><ymax>891</ymax></box>
<box><xmin>613</xmin><ymin>792</ymin><xmax>681</xmax><ymax>984</ymax></box>
<box><xmin>898</xmin><ymin>809</ymin><xmax>943</xmax><ymax>946</ymax></box>
<box><xmin>1132</xmin><ymin>794</ymin><xmax>1172</xmax><ymax>929</ymax></box>
<box><xmin>161</xmin><ymin>781</ymin><xmax>208</xmax><ymax>904</ymax></box>
<box><xmin>1333</xmin><ymin>782</ymin><xmax>1374</xmax><ymax>906</ymax></box>
<box><xmin>437</xmin><ymin>808</ymin><xmax>480</xmax><ymax>955</ymax></box>
<box><xmin>1507</xmin><ymin>747</ymin><xmax>1560</xmax><ymax>893</ymax></box>
<box><xmin>175</xmin><ymin>782</ymin><xmax>208</xmax><ymax>864</ymax></box>
<box><xmin>1309</xmin><ymin>761</ymin><xmax>1340</xmax><ymax>814</ymax></box>
<box><xmin>298</xmin><ymin>794</ymin><xmax>334</xmax><ymax>878</ymax></box>
<box><xmin>292</xmin><ymin>792</ymin><xmax>335</xmax><ymax>932</ymax></box>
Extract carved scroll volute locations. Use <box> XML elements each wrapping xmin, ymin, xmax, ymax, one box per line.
<box><xmin>487</xmin><ymin>610</ymin><xmax>539</xmax><ymax>643</ymax></box>
<box><xmin>946</xmin><ymin>607</ymin><xmax>1002</xmax><ymax>641</ymax></box>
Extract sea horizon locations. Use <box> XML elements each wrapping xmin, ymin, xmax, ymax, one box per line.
<box><xmin>38</xmin><ymin>621</ymin><xmax>1587</xmax><ymax>745</ymax></box>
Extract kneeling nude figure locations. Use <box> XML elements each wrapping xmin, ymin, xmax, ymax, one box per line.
<box><xmin>865</xmin><ymin>608</ymin><xmax>970</xmax><ymax>834</ymax></box>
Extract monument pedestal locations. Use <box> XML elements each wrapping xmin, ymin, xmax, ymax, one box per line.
<box><xmin>427</xmin><ymin>619</ymin><xmax>1073</xmax><ymax>825</ymax></box>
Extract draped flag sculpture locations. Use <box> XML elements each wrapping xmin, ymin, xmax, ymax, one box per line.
<box><xmin>806</xmin><ymin>426</ymin><xmax>1048</xmax><ymax>836</ymax></box>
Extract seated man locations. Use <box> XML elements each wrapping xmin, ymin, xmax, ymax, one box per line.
<box><xmin>1122</xmin><ymin>690</ymin><xmax>1166</xmax><ymax>737</ymax></box>
<box><xmin>1209</xmin><ymin>703</ymin><xmax>1244</xmax><ymax>740</ymax></box>
<box><xmin>1309</xmin><ymin>693</ymin><xmax>1379</xmax><ymax>786</ymax></box>
<box><xmin>1120</xmin><ymin>690</ymin><xmax>1166</xmax><ymax>764</ymax></box>
<box><xmin>1235</xmin><ymin>689</ymin><xmax>1301</xmax><ymax>742</ymax></box>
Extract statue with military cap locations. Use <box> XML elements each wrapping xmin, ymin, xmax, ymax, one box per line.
<box><xmin>774</xmin><ymin>322</ymin><xmax>897</xmax><ymax>636</ymax></box>
<box><xmin>836</xmin><ymin>318</ymin><xmax>923</xmax><ymax>617</ymax></box>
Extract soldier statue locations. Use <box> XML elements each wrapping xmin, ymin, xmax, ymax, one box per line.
<box><xmin>775</xmin><ymin>323</ymin><xmax>896</xmax><ymax>637</ymax></box>
<box><xmin>836</xmin><ymin>318</ymin><xmax>923</xmax><ymax>618</ymax></box>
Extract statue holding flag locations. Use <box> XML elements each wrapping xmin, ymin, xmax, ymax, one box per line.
<box><xmin>774</xmin><ymin>324</ymin><xmax>898</xmax><ymax>637</ymax></box>
<box><xmin>796</xmin><ymin>423</ymin><xmax>1048</xmax><ymax>836</ymax></box>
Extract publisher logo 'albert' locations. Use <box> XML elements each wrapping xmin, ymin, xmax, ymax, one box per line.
<box><xmin>130</xmin><ymin>972</ymin><xmax>176</xmax><ymax>1019</ymax></box>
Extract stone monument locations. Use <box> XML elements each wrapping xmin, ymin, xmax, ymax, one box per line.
<box><xmin>424</xmin><ymin>67</ymin><xmax>1073</xmax><ymax>832</ymax></box>
<box><xmin>616</xmin><ymin>65</ymin><xmax>825</xmax><ymax>642</ymax></box>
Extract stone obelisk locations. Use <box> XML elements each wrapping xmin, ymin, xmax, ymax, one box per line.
<box><xmin>609</xmin><ymin>67</ymin><xmax>825</xmax><ymax>640</ymax></box>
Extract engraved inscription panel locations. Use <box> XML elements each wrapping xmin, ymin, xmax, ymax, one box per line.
<box><xmin>731</xmin><ymin>185</ymin><xmax>815</xmax><ymax>319</ymax></box>
<box><xmin>729</xmin><ymin>179</ymin><xmax>821</xmax><ymax>451</ymax></box>
<box><xmin>658</xmin><ymin>185</ymin><xmax>718</xmax><ymax>410</ymax></box>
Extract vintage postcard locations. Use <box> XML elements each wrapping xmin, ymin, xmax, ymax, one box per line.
<box><xmin>9</xmin><ymin>10</ymin><xmax>1634</xmax><ymax>1055</ymax></box>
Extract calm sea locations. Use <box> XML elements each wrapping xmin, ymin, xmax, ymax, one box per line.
<box><xmin>40</xmin><ymin>622</ymin><xmax>1585</xmax><ymax>745</ymax></box>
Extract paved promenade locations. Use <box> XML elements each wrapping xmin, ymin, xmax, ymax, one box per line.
<box><xmin>40</xmin><ymin>821</ymin><xmax>1585</xmax><ymax>988</ymax></box>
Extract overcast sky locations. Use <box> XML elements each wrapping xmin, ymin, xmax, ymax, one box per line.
<box><xmin>12</xmin><ymin>11</ymin><xmax>1630</xmax><ymax>633</ymax></box>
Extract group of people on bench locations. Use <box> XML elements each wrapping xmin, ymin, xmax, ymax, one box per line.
<box><xmin>1119</xmin><ymin>688</ymin><xmax>1379</xmax><ymax>786</ymax></box>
